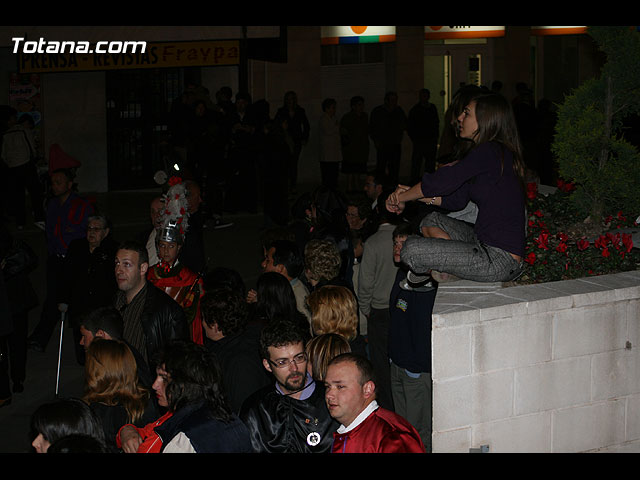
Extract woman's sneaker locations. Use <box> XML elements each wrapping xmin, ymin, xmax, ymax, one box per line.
<box><xmin>401</xmin><ymin>271</ymin><xmax>434</xmax><ymax>291</ymax></box>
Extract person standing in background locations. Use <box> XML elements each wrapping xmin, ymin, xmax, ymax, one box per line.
<box><xmin>276</xmin><ymin>91</ymin><xmax>310</xmax><ymax>195</ymax></box>
<box><xmin>319</xmin><ymin>98</ymin><xmax>341</xmax><ymax>189</ymax></box>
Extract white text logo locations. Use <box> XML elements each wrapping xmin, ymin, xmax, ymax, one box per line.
<box><xmin>12</xmin><ymin>37</ymin><xmax>147</xmax><ymax>55</ymax></box>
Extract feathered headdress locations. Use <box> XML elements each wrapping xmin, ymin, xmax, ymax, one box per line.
<box><xmin>158</xmin><ymin>176</ymin><xmax>190</xmax><ymax>244</ymax></box>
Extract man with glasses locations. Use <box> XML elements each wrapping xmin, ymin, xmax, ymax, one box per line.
<box><xmin>239</xmin><ymin>321</ymin><xmax>338</xmax><ymax>452</ymax></box>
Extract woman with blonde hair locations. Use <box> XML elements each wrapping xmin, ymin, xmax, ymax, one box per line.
<box><xmin>83</xmin><ymin>338</ymin><xmax>158</xmax><ymax>451</ymax></box>
<box><xmin>306</xmin><ymin>285</ymin><xmax>366</xmax><ymax>356</ymax></box>
<box><xmin>305</xmin><ymin>333</ymin><xmax>351</xmax><ymax>382</ymax></box>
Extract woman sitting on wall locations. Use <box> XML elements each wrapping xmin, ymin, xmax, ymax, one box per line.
<box><xmin>386</xmin><ymin>92</ymin><xmax>526</xmax><ymax>284</ymax></box>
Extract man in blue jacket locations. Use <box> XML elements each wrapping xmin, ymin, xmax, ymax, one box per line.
<box><xmin>388</xmin><ymin>222</ymin><xmax>437</xmax><ymax>452</ymax></box>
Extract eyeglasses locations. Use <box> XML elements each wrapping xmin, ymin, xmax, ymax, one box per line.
<box><xmin>268</xmin><ymin>352</ymin><xmax>307</xmax><ymax>369</ymax></box>
<box><xmin>87</xmin><ymin>227</ymin><xmax>105</xmax><ymax>232</ymax></box>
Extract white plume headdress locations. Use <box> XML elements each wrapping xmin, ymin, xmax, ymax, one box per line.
<box><xmin>158</xmin><ymin>176</ymin><xmax>190</xmax><ymax>244</ymax></box>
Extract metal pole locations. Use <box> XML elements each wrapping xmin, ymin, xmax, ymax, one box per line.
<box><xmin>55</xmin><ymin>304</ymin><xmax>68</xmax><ymax>398</ymax></box>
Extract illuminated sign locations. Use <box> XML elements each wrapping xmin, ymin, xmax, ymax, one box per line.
<box><xmin>530</xmin><ymin>26</ymin><xmax>587</xmax><ymax>35</ymax></box>
<box><xmin>16</xmin><ymin>40</ymin><xmax>240</xmax><ymax>74</ymax></box>
<box><xmin>424</xmin><ymin>26</ymin><xmax>505</xmax><ymax>40</ymax></box>
<box><xmin>321</xmin><ymin>26</ymin><xmax>396</xmax><ymax>44</ymax></box>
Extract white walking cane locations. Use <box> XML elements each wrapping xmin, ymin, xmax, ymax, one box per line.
<box><xmin>55</xmin><ymin>303</ymin><xmax>68</xmax><ymax>398</ymax></box>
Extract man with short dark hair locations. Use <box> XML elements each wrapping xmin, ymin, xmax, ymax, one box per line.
<box><xmin>201</xmin><ymin>287</ymin><xmax>270</xmax><ymax>412</ymax></box>
<box><xmin>78</xmin><ymin>306</ymin><xmax>124</xmax><ymax>349</ymax></box>
<box><xmin>79</xmin><ymin>305</ymin><xmax>152</xmax><ymax>388</ymax></box>
<box><xmin>239</xmin><ymin>321</ymin><xmax>338</xmax><ymax>452</ymax></box>
<box><xmin>363</xmin><ymin>172</ymin><xmax>383</xmax><ymax>210</ymax></box>
<box><xmin>113</xmin><ymin>240</ymin><xmax>189</xmax><ymax>374</ymax></box>
<box><xmin>324</xmin><ymin>353</ymin><xmax>425</xmax><ymax>453</ymax></box>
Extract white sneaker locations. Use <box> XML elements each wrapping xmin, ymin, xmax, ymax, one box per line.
<box><xmin>406</xmin><ymin>271</ymin><xmax>431</xmax><ymax>286</ymax></box>
<box><xmin>400</xmin><ymin>275</ymin><xmax>434</xmax><ymax>292</ymax></box>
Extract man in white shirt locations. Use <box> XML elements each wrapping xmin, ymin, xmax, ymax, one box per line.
<box><xmin>324</xmin><ymin>353</ymin><xmax>425</xmax><ymax>453</ymax></box>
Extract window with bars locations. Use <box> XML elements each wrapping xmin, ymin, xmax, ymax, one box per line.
<box><xmin>105</xmin><ymin>68</ymin><xmax>184</xmax><ymax>190</ymax></box>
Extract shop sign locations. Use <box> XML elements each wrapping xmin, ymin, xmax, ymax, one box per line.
<box><xmin>321</xmin><ymin>26</ymin><xmax>396</xmax><ymax>45</ymax></box>
<box><xmin>530</xmin><ymin>26</ymin><xmax>587</xmax><ymax>35</ymax></box>
<box><xmin>424</xmin><ymin>26</ymin><xmax>505</xmax><ymax>40</ymax></box>
<box><xmin>16</xmin><ymin>40</ymin><xmax>240</xmax><ymax>73</ymax></box>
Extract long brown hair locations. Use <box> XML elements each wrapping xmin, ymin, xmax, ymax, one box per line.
<box><xmin>469</xmin><ymin>92</ymin><xmax>526</xmax><ymax>183</ymax></box>
<box><xmin>305</xmin><ymin>333</ymin><xmax>351</xmax><ymax>382</ymax></box>
<box><xmin>307</xmin><ymin>285</ymin><xmax>358</xmax><ymax>341</ymax></box>
<box><xmin>83</xmin><ymin>338</ymin><xmax>150</xmax><ymax>424</ymax></box>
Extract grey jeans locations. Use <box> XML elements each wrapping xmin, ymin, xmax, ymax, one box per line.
<box><xmin>400</xmin><ymin>212</ymin><xmax>524</xmax><ymax>283</ymax></box>
<box><xmin>390</xmin><ymin>362</ymin><xmax>432</xmax><ymax>452</ymax></box>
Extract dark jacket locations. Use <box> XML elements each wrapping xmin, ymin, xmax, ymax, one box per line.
<box><xmin>89</xmin><ymin>398</ymin><xmax>159</xmax><ymax>452</ymax></box>
<box><xmin>59</xmin><ymin>236</ymin><xmax>118</xmax><ymax>321</ymax></box>
<box><xmin>140</xmin><ymin>284</ymin><xmax>190</xmax><ymax>371</ymax></box>
<box><xmin>388</xmin><ymin>269</ymin><xmax>437</xmax><ymax>373</ymax></box>
<box><xmin>239</xmin><ymin>379</ymin><xmax>339</xmax><ymax>453</ymax></box>
<box><xmin>205</xmin><ymin>331</ymin><xmax>270</xmax><ymax>413</ymax></box>
<box><xmin>155</xmin><ymin>401</ymin><xmax>253</xmax><ymax>453</ymax></box>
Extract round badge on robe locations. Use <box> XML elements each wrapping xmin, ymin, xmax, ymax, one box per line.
<box><xmin>307</xmin><ymin>431</ymin><xmax>321</xmax><ymax>447</ymax></box>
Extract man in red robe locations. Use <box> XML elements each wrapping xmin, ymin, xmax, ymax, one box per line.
<box><xmin>147</xmin><ymin>224</ymin><xmax>204</xmax><ymax>345</ymax></box>
<box><xmin>324</xmin><ymin>353</ymin><xmax>425</xmax><ymax>453</ymax></box>
<box><xmin>147</xmin><ymin>177</ymin><xmax>204</xmax><ymax>345</ymax></box>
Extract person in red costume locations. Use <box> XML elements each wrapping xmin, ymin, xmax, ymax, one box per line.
<box><xmin>146</xmin><ymin>177</ymin><xmax>204</xmax><ymax>345</ymax></box>
<box><xmin>324</xmin><ymin>353</ymin><xmax>426</xmax><ymax>453</ymax></box>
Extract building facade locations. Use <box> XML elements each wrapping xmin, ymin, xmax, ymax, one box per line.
<box><xmin>0</xmin><ymin>26</ymin><xmax>603</xmax><ymax>192</ymax></box>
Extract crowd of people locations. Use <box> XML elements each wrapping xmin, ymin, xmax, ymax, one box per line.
<box><xmin>0</xmin><ymin>80</ymin><xmax>539</xmax><ymax>454</ymax></box>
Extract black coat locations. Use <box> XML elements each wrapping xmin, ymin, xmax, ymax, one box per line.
<box><xmin>239</xmin><ymin>380</ymin><xmax>339</xmax><ymax>453</ymax></box>
<box><xmin>59</xmin><ymin>236</ymin><xmax>118</xmax><ymax>323</ymax></box>
<box><xmin>205</xmin><ymin>330</ymin><xmax>271</xmax><ymax>413</ymax></box>
<box><xmin>139</xmin><ymin>284</ymin><xmax>190</xmax><ymax>372</ymax></box>
<box><xmin>155</xmin><ymin>401</ymin><xmax>253</xmax><ymax>453</ymax></box>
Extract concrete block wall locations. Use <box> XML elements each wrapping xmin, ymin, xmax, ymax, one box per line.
<box><xmin>430</xmin><ymin>270</ymin><xmax>640</xmax><ymax>453</ymax></box>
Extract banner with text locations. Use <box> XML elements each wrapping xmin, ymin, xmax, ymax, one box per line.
<box><xmin>16</xmin><ymin>40</ymin><xmax>240</xmax><ymax>74</ymax></box>
<box><xmin>424</xmin><ymin>26</ymin><xmax>505</xmax><ymax>40</ymax></box>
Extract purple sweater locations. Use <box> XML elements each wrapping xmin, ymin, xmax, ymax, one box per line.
<box><xmin>420</xmin><ymin>142</ymin><xmax>525</xmax><ymax>257</ymax></box>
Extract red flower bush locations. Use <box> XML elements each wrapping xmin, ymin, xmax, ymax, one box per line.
<box><xmin>518</xmin><ymin>179</ymin><xmax>639</xmax><ymax>284</ymax></box>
